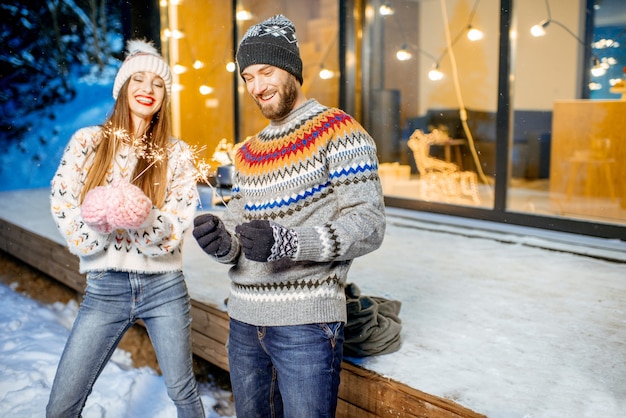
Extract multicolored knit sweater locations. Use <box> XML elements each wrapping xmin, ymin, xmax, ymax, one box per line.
<box><xmin>50</xmin><ymin>126</ymin><xmax>198</xmax><ymax>274</ymax></box>
<box><xmin>218</xmin><ymin>99</ymin><xmax>386</xmax><ymax>326</ymax></box>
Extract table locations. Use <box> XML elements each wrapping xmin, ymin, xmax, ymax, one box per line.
<box><xmin>432</xmin><ymin>138</ymin><xmax>466</xmax><ymax>169</ymax></box>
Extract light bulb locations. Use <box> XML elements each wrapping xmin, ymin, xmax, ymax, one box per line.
<box><xmin>428</xmin><ymin>67</ymin><xmax>443</xmax><ymax>81</ymax></box>
<box><xmin>173</xmin><ymin>64</ymin><xmax>187</xmax><ymax>75</ymax></box>
<box><xmin>379</xmin><ymin>3</ymin><xmax>394</xmax><ymax>16</ymax></box>
<box><xmin>591</xmin><ymin>57</ymin><xmax>607</xmax><ymax>77</ymax></box>
<box><xmin>319</xmin><ymin>68</ymin><xmax>334</xmax><ymax>80</ymax></box>
<box><xmin>591</xmin><ymin>66</ymin><xmax>606</xmax><ymax>77</ymax></box>
<box><xmin>530</xmin><ymin>25</ymin><xmax>546</xmax><ymax>37</ymax></box>
<box><xmin>169</xmin><ymin>29</ymin><xmax>184</xmax><ymax>39</ymax></box>
<box><xmin>530</xmin><ymin>20</ymin><xmax>549</xmax><ymax>37</ymax></box>
<box><xmin>396</xmin><ymin>49</ymin><xmax>412</xmax><ymax>61</ymax></box>
<box><xmin>226</xmin><ymin>62</ymin><xmax>237</xmax><ymax>73</ymax></box>
<box><xmin>236</xmin><ymin>10</ymin><xmax>253</xmax><ymax>21</ymax></box>
<box><xmin>588</xmin><ymin>82</ymin><xmax>602</xmax><ymax>91</ymax></box>
<box><xmin>199</xmin><ymin>85</ymin><xmax>214</xmax><ymax>95</ymax></box>
<box><xmin>467</xmin><ymin>28</ymin><xmax>483</xmax><ymax>41</ymax></box>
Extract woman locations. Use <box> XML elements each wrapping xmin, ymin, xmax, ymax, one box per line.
<box><xmin>47</xmin><ymin>39</ymin><xmax>205</xmax><ymax>418</ymax></box>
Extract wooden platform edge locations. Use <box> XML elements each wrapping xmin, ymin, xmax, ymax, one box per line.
<box><xmin>0</xmin><ymin>217</ymin><xmax>485</xmax><ymax>418</ymax></box>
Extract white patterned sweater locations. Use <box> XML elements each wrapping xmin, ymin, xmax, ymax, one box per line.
<box><xmin>50</xmin><ymin>126</ymin><xmax>198</xmax><ymax>274</ymax></box>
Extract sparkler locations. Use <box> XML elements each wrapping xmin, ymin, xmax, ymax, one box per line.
<box><xmin>102</xmin><ymin>123</ymin><xmax>165</xmax><ymax>184</ymax></box>
<box><xmin>102</xmin><ymin>122</ymin><xmax>238</xmax><ymax>217</ymax></box>
<box><xmin>130</xmin><ymin>142</ymin><xmax>167</xmax><ymax>183</ymax></box>
<box><xmin>178</xmin><ymin>143</ymin><xmax>237</xmax><ymax>218</ymax></box>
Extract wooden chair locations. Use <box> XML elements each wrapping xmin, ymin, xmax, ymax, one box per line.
<box><xmin>408</xmin><ymin>129</ymin><xmax>480</xmax><ymax>204</ymax></box>
<box><xmin>565</xmin><ymin>137</ymin><xmax>616</xmax><ymax>202</ymax></box>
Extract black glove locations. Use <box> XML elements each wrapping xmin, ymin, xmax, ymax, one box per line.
<box><xmin>193</xmin><ymin>214</ymin><xmax>231</xmax><ymax>257</ymax></box>
<box><xmin>235</xmin><ymin>219</ymin><xmax>298</xmax><ymax>262</ymax></box>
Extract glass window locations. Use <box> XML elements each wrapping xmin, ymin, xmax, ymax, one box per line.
<box><xmin>508</xmin><ymin>0</ymin><xmax>626</xmax><ymax>226</ymax></box>
<box><xmin>161</xmin><ymin>0</ymin><xmax>236</xmax><ymax>162</ymax></box>
<box><xmin>161</xmin><ymin>0</ymin><xmax>626</xmax><ymax>237</ymax></box>
<box><xmin>161</xmin><ymin>0</ymin><xmax>340</xmax><ymax>168</ymax></box>
<box><xmin>236</xmin><ymin>0</ymin><xmax>340</xmax><ymax>138</ymax></box>
<box><xmin>363</xmin><ymin>0</ymin><xmax>500</xmax><ymax>209</ymax></box>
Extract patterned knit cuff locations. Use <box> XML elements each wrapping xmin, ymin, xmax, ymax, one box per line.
<box><xmin>268</xmin><ymin>221</ymin><xmax>298</xmax><ymax>261</ymax></box>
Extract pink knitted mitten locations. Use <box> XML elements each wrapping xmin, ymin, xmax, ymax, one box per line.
<box><xmin>81</xmin><ymin>186</ymin><xmax>113</xmax><ymax>234</ymax></box>
<box><xmin>106</xmin><ymin>180</ymin><xmax>153</xmax><ymax>230</ymax></box>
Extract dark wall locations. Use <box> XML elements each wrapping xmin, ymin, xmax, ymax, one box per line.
<box><xmin>121</xmin><ymin>0</ymin><xmax>162</xmax><ymax>49</ymax></box>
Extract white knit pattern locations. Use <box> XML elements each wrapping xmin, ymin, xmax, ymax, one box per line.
<box><xmin>50</xmin><ymin>126</ymin><xmax>198</xmax><ymax>274</ymax></box>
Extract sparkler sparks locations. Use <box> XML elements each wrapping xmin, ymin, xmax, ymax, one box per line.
<box><xmin>102</xmin><ymin>123</ymin><xmax>237</xmax><ymax>216</ymax></box>
<box><xmin>179</xmin><ymin>143</ymin><xmax>236</xmax><ymax>216</ymax></box>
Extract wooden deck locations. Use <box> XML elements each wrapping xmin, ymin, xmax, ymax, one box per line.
<box><xmin>0</xmin><ymin>201</ymin><xmax>483</xmax><ymax>417</ymax></box>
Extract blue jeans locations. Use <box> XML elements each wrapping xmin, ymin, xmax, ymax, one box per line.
<box><xmin>228</xmin><ymin>318</ymin><xmax>344</xmax><ymax>418</ymax></box>
<box><xmin>46</xmin><ymin>271</ymin><xmax>205</xmax><ymax>418</ymax></box>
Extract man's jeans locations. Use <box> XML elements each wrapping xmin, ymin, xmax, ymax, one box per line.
<box><xmin>228</xmin><ymin>318</ymin><xmax>344</xmax><ymax>418</ymax></box>
<box><xmin>46</xmin><ymin>270</ymin><xmax>205</xmax><ymax>418</ymax></box>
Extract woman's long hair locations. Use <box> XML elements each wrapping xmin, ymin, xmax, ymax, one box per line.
<box><xmin>80</xmin><ymin>79</ymin><xmax>171</xmax><ymax>207</ymax></box>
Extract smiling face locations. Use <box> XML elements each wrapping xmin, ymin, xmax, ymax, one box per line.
<box><xmin>126</xmin><ymin>71</ymin><xmax>166</xmax><ymax>135</ymax></box>
<box><xmin>241</xmin><ymin>64</ymin><xmax>306</xmax><ymax>121</ymax></box>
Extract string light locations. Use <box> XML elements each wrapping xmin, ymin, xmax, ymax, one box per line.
<box><xmin>236</xmin><ymin>9</ymin><xmax>253</xmax><ymax>21</ymax></box>
<box><xmin>319</xmin><ymin>67</ymin><xmax>334</xmax><ymax>80</ymax></box>
<box><xmin>530</xmin><ymin>19</ymin><xmax>549</xmax><ymax>37</ymax></box>
<box><xmin>591</xmin><ymin>57</ymin><xmax>607</xmax><ymax>77</ymax></box>
<box><xmin>315</xmin><ymin>31</ymin><xmax>339</xmax><ymax>80</ymax></box>
<box><xmin>464</xmin><ymin>1</ymin><xmax>484</xmax><ymax>41</ymax></box>
<box><xmin>428</xmin><ymin>65</ymin><xmax>444</xmax><ymax>81</ymax></box>
<box><xmin>199</xmin><ymin>85</ymin><xmax>214</xmax><ymax>95</ymax></box>
<box><xmin>529</xmin><ymin>1</ymin><xmax>585</xmax><ymax>45</ymax></box>
<box><xmin>467</xmin><ymin>26</ymin><xmax>484</xmax><ymax>41</ymax></box>
<box><xmin>396</xmin><ymin>45</ymin><xmax>412</xmax><ymax>61</ymax></box>
<box><xmin>393</xmin><ymin>41</ymin><xmax>441</xmax><ymax>81</ymax></box>
<box><xmin>379</xmin><ymin>2</ymin><xmax>394</xmax><ymax>16</ymax></box>
<box><xmin>529</xmin><ymin>0</ymin><xmax>618</xmax><ymax>82</ymax></box>
<box><xmin>172</xmin><ymin>63</ymin><xmax>187</xmax><ymax>74</ymax></box>
<box><xmin>163</xmin><ymin>28</ymin><xmax>184</xmax><ymax>39</ymax></box>
<box><xmin>391</xmin><ymin>0</ymin><xmax>483</xmax><ymax>80</ymax></box>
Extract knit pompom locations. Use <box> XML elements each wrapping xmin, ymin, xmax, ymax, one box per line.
<box><xmin>106</xmin><ymin>180</ymin><xmax>153</xmax><ymax>230</ymax></box>
<box><xmin>126</xmin><ymin>39</ymin><xmax>160</xmax><ymax>57</ymax></box>
<box><xmin>81</xmin><ymin>186</ymin><xmax>113</xmax><ymax>234</ymax></box>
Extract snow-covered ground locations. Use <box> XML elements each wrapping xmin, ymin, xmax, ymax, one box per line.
<box><xmin>0</xmin><ymin>280</ymin><xmax>235</xmax><ymax>418</ymax></box>
<box><xmin>1</xmin><ymin>189</ymin><xmax>625</xmax><ymax>417</ymax></box>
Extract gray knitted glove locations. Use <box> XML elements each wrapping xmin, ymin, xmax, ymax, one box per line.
<box><xmin>193</xmin><ymin>214</ymin><xmax>231</xmax><ymax>257</ymax></box>
<box><xmin>235</xmin><ymin>220</ymin><xmax>298</xmax><ymax>262</ymax></box>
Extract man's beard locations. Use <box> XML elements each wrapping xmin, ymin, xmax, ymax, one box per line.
<box><xmin>254</xmin><ymin>76</ymin><xmax>299</xmax><ymax>120</ymax></box>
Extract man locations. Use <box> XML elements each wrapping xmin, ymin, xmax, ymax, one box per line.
<box><xmin>193</xmin><ymin>14</ymin><xmax>386</xmax><ymax>418</ymax></box>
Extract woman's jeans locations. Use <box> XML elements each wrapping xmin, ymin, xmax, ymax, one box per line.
<box><xmin>228</xmin><ymin>318</ymin><xmax>344</xmax><ymax>418</ymax></box>
<box><xmin>46</xmin><ymin>270</ymin><xmax>205</xmax><ymax>418</ymax></box>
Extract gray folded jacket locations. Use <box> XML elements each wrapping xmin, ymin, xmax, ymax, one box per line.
<box><xmin>344</xmin><ymin>283</ymin><xmax>402</xmax><ymax>357</ymax></box>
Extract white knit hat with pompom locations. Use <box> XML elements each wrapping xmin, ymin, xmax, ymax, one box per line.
<box><xmin>112</xmin><ymin>39</ymin><xmax>172</xmax><ymax>100</ymax></box>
